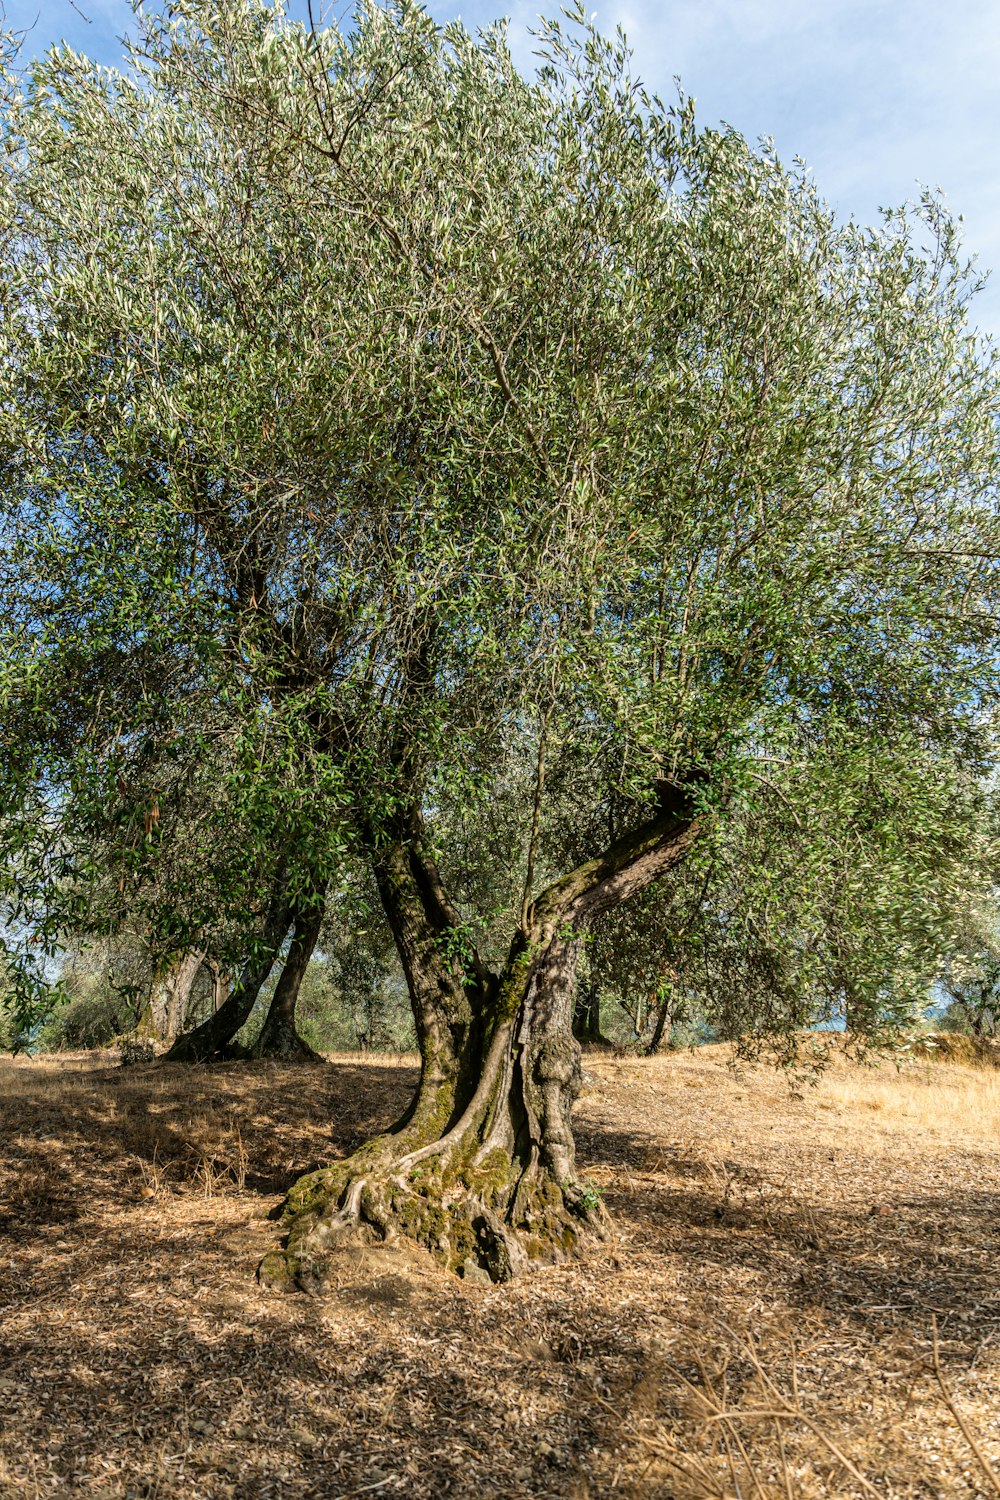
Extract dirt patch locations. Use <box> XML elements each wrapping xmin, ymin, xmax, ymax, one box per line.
<box><xmin>0</xmin><ymin>1046</ymin><xmax>998</xmax><ymax>1497</ymax></box>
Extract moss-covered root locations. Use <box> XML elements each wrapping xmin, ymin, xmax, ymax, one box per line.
<box><xmin>257</xmin><ymin>1150</ymin><xmax>608</xmax><ymax>1292</ymax></box>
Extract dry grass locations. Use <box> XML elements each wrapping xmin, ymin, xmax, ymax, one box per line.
<box><xmin>809</xmin><ymin>1053</ymin><xmax>1000</xmax><ymax>1147</ymax></box>
<box><xmin>0</xmin><ymin>1041</ymin><xmax>998</xmax><ymax>1498</ymax></box>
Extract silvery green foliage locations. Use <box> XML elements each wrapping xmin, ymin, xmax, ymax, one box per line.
<box><xmin>0</xmin><ymin>0</ymin><xmax>998</xmax><ymax>1038</ymax></box>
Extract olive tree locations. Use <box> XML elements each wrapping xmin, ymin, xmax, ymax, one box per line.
<box><xmin>1</xmin><ymin>1</ymin><xmax>999</xmax><ymax>1282</ymax></box>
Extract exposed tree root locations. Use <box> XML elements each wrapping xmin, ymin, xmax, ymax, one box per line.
<box><xmin>257</xmin><ymin>797</ymin><xmax>702</xmax><ymax>1289</ymax></box>
<box><xmin>258</xmin><ymin>1133</ymin><xmax>608</xmax><ymax>1291</ymax></box>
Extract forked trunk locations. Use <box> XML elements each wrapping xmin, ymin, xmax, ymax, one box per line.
<box><xmin>261</xmin><ymin>794</ymin><xmax>700</xmax><ymax>1288</ymax></box>
<box><xmin>250</xmin><ymin>903</ymin><xmax>325</xmax><ymax>1062</ymax></box>
<box><xmin>164</xmin><ymin>893</ymin><xmax>292</xmax><ymax>1063</ymax></box>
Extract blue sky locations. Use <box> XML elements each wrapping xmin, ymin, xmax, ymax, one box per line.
<box><xmin>6</xmin><ymin>0</ymin><xmax>1000</xmax><ymax>337</ymax></box>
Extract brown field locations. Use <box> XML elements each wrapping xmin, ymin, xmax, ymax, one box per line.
<box><xmin>1</xmin><ymin>1041</ymin><xmax>998</xmax><ymax>1499</ymax></box>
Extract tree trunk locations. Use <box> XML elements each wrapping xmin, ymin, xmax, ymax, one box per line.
<box><xmin>842</xmin><ymin>984</ymin><xmax>860</xmax><ymax>1034</ymax></box>
<box><xmin>572</xmin><ymin>975</ymin><xmax>608</xmax><ymax>1046</ymax></box>
<box><xmin>646</xmin><ymin>988</ymin><xmax>671</xmax><ymax>1054</ymax></box>
<box><xmin>261</xmin><ymin>793</ymin><xmax>700</xmax><ymax>1289</ymax></box>
<box><xmin>646</xmin><ymin>973</ymin><xmax>683</xmax><ymax>1055</ymax></box>
<box><xmin>149</xmin><ymin>951</ymin><xmax>203</xmax><ymax>1044</ymax></box>
<box><xmin>250</xmin><ymin>903</ymin><xmax>325</xmax><ymax>1062</ymax></box>
<box><xmin>204</xmin><ymin>957</ymin><xmax>231</xmax><ymax>1012</ymax></box>
<box><xmin>164</xmin><ymin>893</ymin><xmax>292</xmax><ymax>1063</ymax></box>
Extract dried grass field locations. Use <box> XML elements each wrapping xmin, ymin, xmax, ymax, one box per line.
<box><xmin>1</xmin><ymin>1042</ymin><xmax>999</xmax><ymax>1499</ymax></box>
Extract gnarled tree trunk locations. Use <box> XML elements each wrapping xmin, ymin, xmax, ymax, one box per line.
<box><xmin>262</xmin><ymin>793</ymin><xmax>699</xmax><ymax>1288</ymax></box>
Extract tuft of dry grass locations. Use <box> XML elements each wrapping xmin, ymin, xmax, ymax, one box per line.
<box><xmin>0</xmin><ymin>1041</ymin><xmax>998</xmax><ymax>1498</ymax></box>
<box><xmin>595</xmin><ymin>1315</ymin><xmax>1000</xmax><ymax>1500</ymax></box>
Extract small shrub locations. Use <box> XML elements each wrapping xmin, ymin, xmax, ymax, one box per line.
<box><xmin>118</xmin><ymin>1036</ymin><xmax>156</xmax><ymax>1067</ymax></box>
<box><xmin>37</xmin><ymin>991</ymin><xmax>134</xmax><ymax>1051</ymax></box>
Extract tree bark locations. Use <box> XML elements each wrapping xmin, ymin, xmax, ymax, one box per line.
<box><xmin>164</xmin><ymin>893</ymin><xmax>293</xmax><ymax>1063</ymax></box>
<box><xmin>262</xmin><ymin>792</ymin><xmax>700</xmax><ymax>1288</ymax></box>
<box><xmin>249</xmin><ymin>902</ymin><xmax>326</xmax><ymax>1062</ymax></box>
<box><xmin>149</xmin><ymin>951</ymin><xmax>203</xmax><ymax>1044</ymax></box>
<box><xmin>205</xmin><ymin>957</ymin><xmax>231</xmax><ymax>1012</ymax></box>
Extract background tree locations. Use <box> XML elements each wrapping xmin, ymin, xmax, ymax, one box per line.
<box><xmin>941</xmin><ymin>958</ymin><xmax>1000</xmax><ymax>1037</ymax></box>
<box><xmin>938</xmin><ymin>877</ymin><xmax>1000</xmax><ymax>1037</ymax></box>
<box><xmin>588</xmin><ymin>867</ymin><xmax>710</xmax><ymax>1052</ymax></box>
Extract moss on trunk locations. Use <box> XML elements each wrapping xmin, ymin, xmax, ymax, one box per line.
<box><xmin>260</xmin><ymin>939</ymin><xmax>604</xmax><ymax>1288</ymax></box>
<box><xmin>261</xmin><ymin>796</ymin><xmax>698</xmax><ymax>1287</ymax></box>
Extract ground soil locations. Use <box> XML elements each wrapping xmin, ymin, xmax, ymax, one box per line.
<box><xmin>0</xmin><ymin>1042</ymin><xmax>998</xmax><ymax>1499</ymax></box>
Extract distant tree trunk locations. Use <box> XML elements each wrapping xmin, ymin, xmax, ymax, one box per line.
<box><xmin>842</xmin><ymin>984</ymin><xmax>859</xmax><ymax>1034</ymax></box>
<box><xmin>205</xmin><ymin>957</ymin><xmax>231</xmax><ymax>1012</ymax></box>
<box><xmin>646</xmin><ymin>972</ymin><xmax>686</xmax><ymax>1055</ymax></box>
<box><xmin>250</xmin><ymin>901</ymin><xmax>326</xmax><ymax>1062</ymax></box>
<box><xmin>646</xmin><ymin>987</ymin><xmax>671</xmax><ymax>1054</ymax></box>
<box><xmin>572</xmin><ymin>975</ymin><xmax>608</xmax><ymax>1046</ymax></box>
<box><xmin>263</xmin><ymin>793</ymin><xmax>699</xmax><ymax>1289</ymax></box>
<box><xmin>150</xmin><ymin>951</ymin><xmax>203</xmax><ymax>1044</ymax></box>
<box><xmin>165</xmin><ymin>889</ymin><xmax>293</xmax><ymax>1063</ymax></box>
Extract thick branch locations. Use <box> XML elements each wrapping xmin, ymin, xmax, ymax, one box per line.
<box><xmin>527</xmin><ymin>795</ymin><xmax>701</xmax><ymax>947</ymax></box>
